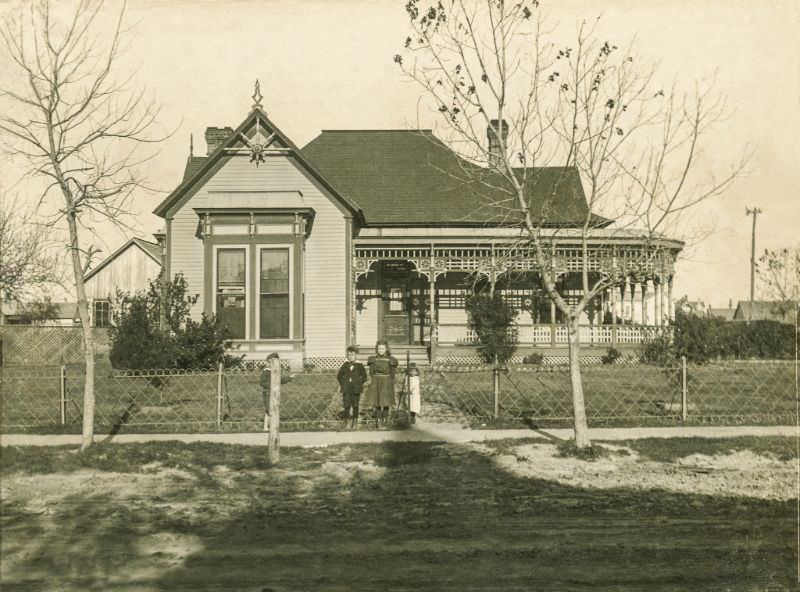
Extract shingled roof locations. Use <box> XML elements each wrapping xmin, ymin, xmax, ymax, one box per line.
<box><xmin>302</xmin><ymin>129</ymin><xmax>609</xmax><ymax>227</ymax></box>
<box><xmin>183</xmin><ymin>156</ymin><xmax>207</xmax><ymax>182</ymax></box>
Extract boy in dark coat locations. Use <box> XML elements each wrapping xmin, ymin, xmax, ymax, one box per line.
<box><xmin>337</xmin><ymin>346</ymin><xmax>367</xmax><ymax>429</ymax></box>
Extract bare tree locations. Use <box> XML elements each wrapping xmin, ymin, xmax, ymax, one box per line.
<box><xmin>757</xmin><ymin>245</ymin><xmax>799</xmax><ymax>318</ymax></box>
<box><xmin>0</xmin><ymin>190</ymin><xmax>63</xmax><ymax>320</ymax></box>
<box><xmin>0</xmin><ymin>0</ymin><xmax>165</xmax><ymax>450</ymax></box>
<box><xmin>396</xmin><ymin>0</ymin><xmax>748</xmax><ymax>447</ymax></box>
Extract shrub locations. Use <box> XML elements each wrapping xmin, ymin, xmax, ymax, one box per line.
<box><xmin>641</xmin><ymin>332</ymin><xmax>675</xmax><ymax>366</ymax></box>
<box><xmin>522</xmin><ymin>353</ymin><xmax>544</xmax><ymax>365</ymax></box>
<box><xmin>110</xmin><ymin>274</ymin><xmax>242</xmax><ymax>370</ymax></box>
<box><xmin>601</xmin><ymin>347</ymin><xmax>622</xmax><ymax>365</ymax></box>
<box><xmin>465</xmin><ymin>292</ymin><xmax>518</xmax><ymax>366</ymax></box>
<box><xmin>649</xmin><ymin>310</ymin><xmax>795</xmax><ymax>364</ymax></box>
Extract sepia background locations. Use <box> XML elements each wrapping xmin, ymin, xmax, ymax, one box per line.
<box><xmin>1</xmin><ymin>0</ymin><xmax>797</xmax><ymax>308</ymax></box>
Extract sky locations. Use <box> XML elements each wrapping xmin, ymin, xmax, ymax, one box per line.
<box><xmin>1</xmin><ymin>0</ymin><xmax>798</xmax><ymax>307</ymax></box>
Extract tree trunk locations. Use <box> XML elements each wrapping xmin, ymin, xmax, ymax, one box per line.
<box><xmin>66</xmin><ymin>214</ymin><xmax>95</xmax><ymax>451</ymax></box>
<box><xmin>567</xmin><ymin>317</ymin><xmax>591</xmax><ymax>448</ymax></box>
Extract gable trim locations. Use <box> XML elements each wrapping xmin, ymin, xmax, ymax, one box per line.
<box><xmin>153</xmin><ymin>108</ymin><xmax>363</xmax><ymax>224</ymax></box>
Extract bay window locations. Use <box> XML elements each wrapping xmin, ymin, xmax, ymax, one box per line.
<box><xmin>259</xmin><ymin>248</ymin><xmax>290</xmax><ymax>339</ymax></box>
<box><xmin>216</xmin><ymin>248</ymin><xmax>247</xmax><ymax>339</ymax></box>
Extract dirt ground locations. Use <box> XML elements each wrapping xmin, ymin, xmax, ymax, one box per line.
<box><xmin>1</xmin><ymin>437</ymin><xmax>796</xmax><ymax>591</ymax></box>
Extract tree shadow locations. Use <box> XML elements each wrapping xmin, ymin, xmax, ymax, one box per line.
<box><xmin>155</xmin><ymin>432</ymin><xmax>793</xmax><ymax>591</ymax></box>
<box><xmin>1</xmin><ymin>432</ymin><xmax>794</xmax><ymax>591</ymax></box>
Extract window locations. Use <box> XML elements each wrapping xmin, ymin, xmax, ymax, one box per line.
<box><xmin>387</xmin><ymin>287</ymin><xmax>405</xmax><ymax>312</ymax></box>
<box><xmin>93</xmin><ymin>300</ymin><xmax>111</xmax><ymax>327</ymax></box>
<box><xmin>216</xmin><ymin>248</ymin><xmax>246</xmax><ymax>339</ymax></box>
<box><xmin>259</xmin><ymin>248</ymin><xmax>290</xmax><ymax>339</ymax></box>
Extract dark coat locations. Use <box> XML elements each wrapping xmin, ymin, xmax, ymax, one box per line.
<box><xmin>337</xmin><ymin>361</ymin><xmax>368</xmax><ymax>395</ymax></box>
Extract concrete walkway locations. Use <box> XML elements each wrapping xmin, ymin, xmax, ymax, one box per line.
<box><xmin>1</xmin><ymin>422</ymin><xmax>795</xmax><ymax>448</ymax></box>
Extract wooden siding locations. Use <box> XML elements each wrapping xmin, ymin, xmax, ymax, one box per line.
<box><xmin>85</xmin><ymin>244</ymin><xmax>161</xmax><ymax>299</ymax></box>
<box><xmin>356</xmin><ymin>299</ymin><xmax>380</xmax><ymax>347</ymax></box>
<box><xmin>168</xmin><ymin>155</ymin><xmax>349</xmax><ymax>356</ymax></box>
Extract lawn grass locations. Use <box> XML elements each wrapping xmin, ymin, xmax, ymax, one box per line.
<box><xmin>426</xmin><ymin>361</ymin><xmax>797</xmax><ymax>426</ymax></box>
<box><xmin>1</xmin><ymin>439</ymin><xmax>795</xmax><ymax>591</ymax></box>
<box><xmin>613</xmin><ymin>435</ymin><xmax>799</xmax><ymax>463</ymax></box>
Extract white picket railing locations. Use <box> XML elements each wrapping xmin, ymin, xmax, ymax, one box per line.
<box><xmin>436</xmin><ymin>323</ymin><xmax>668</xmax><ymax>346</ymax></box>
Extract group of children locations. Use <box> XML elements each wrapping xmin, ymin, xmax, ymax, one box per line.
<box><xmin>259</xmin><ymin>340</ymin><xmax>421</xmax><ymax>431</ymax></box>
<box><xmin>336</xmin><ymin>340</ymin><xmax>420</xmax><ymax>429</ymax></box>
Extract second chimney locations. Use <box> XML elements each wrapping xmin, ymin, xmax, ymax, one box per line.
<box><xmin>487</xmin><ymin>119</ymin><xmax>509</xmax><ymax>167</ymax></box>
<box><xmin>205</xmin><ymin>126</ymin><xmax>234</xmax><ymax>155</ymax></box>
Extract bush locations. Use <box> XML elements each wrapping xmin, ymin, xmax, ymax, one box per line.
<box><xmin>641</xmin><ymin>332</ymin><xmax>675</xmax><ymax>366</ymax></box>
<box><xmin>110</xmin><ymin>274</ymin><xmax>242</xmax><ymax>370</ymax></box>
<box><xmin>465</xmin><ymin>292</ymin><xmax>518</xmax><ymax>365</ymax></box>
<box><xmin>522</xmin><ymin>353</ymin><xmax>544</xmax><ymax>365</ymax></box>
<box><xmin>644</xmin><ymin>310</ymin><xmax>795</xmax><ymax>364</ymax></box>
<box><xmin>601</xmin><ymin>347</ymin><xmax>622</xmax><ymax>365</ymax></box>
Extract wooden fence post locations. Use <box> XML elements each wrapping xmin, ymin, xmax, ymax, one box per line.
<box><xmin>60</xmin><ymin>364</ymin><xmax>67</xmax><ymax>426</ymax></box>
<box><xmin>681</xmin><ymin>355</ymin><xmax>688</xmax><ymax>421</ymax></box>
<box><xmin>492</xmin><ymin>365</ymin><xmax>500</xmax><ymax>419</ymax></box>
<box><xmin>268</xmin><ymin>357</ymin><xmax>281</xmax><ymax>464</ymax></box>
<box><xmin>216</xmin><ymin>362</ymin><xmax>223</xmax><ymax>430</ymax></box>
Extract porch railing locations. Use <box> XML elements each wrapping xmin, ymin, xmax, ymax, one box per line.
<box><xmin>436</xmin><ymin>323</ymin><xmax>667</xmax><ymax>347</ymax></box>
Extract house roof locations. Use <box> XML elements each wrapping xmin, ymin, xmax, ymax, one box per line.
<box><xmin>183</xmin><ymin>156</ymin><xmax>207</xmax><ymax>181</ymax></box>
<box><xmin>708</xmin><ymin>307</ymin><xmax>735</xmax><ymax>321</ymax></box>
<box><xmin>301</xmin><ymin>130</ymin><xmax>609</xmax><ymax>227</ymax></box>
<box><xmin>154</xmin><ymin>108</ymin><xmax>363</xmax><ymax>220</ymax></box>
<box><xmin>733</xmin><ymin>300</ymin><xmax>796</xmax><ymax>323</ymax></box>
<box><xmin>1</xmin><ymin>300</ymin><xmax>78</xmax><ymax>319</ymax></box>
<box><xmin>84</xmin><ymin>238</ymin><xmax>162</xmax><ymax>283</ymax></box>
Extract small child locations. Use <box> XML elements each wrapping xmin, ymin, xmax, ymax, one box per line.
<box><xmin>337</xmin><ymin>346</ymin><xmax>367</xmax><ymax>429</ymax></box>
<box><xmin>407</xmin><ymin>363</ymin><xmax>421</xmax><ymax>424</ymax></box>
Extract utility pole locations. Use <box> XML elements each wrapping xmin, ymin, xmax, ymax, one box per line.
<box><xmin>745</xmin><ymin>207</ymin><xmax>762</xmax><ymax>322</ymax></box>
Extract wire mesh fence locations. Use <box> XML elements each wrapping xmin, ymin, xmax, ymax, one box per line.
<box><xmin>0</xmin><ymin>364</ymin><xmax>410</xmax><ymax>434</ymax></box>
<box><xmin>0</xmin><ymin>359</ymin><xmax>795</xmax><ymax>434</ymax></box>
<box><xmin>421</xmin><ymin>359</ymin><xmax>797</xmax><ymax>427</ymax></box>
<box><xmin>0</xmin><ymin>326</ymin><xmax>110</xmax><ymax>366</ymax></box>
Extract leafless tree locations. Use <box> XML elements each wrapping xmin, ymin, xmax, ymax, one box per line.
<box><xmin>0</xmin><ymin>0</ymin><xmax>166</xmax><ymax>450</ymax></box>
<box><xmin>0</xmin><ymin>190</ymin><xmax>63</xmax><ymax>320</ymax></box>
<box><xmin>757</xmin><ymin>245</ymin><xmax>799</xmax><ymax>318</ymax></box>
<box><xmin>396</xmin><ymin>0</ymin><xmax>748</xmax><ymax>447</ymax></box>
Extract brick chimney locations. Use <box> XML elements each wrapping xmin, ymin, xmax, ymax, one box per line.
<box><xmin>487</xmin><ymin>119</ymin><xmax>509</xmax><ymax>167</ymax></box>
<box><xmin>205</xmin><ymin>126</ymin><xmax>234</xmax><ymax>155</ymax></box>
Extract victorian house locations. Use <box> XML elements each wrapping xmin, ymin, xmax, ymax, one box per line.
<box><xmin>90</xmin><ymin>87</ymin><xmax>682</xmax><ymax>368</ymax></box>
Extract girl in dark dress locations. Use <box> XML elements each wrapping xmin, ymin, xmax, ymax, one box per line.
<box><xmin>365</xmin><ymin>340</ymin><xmax>398</xmax><ymax>427</ymax></box>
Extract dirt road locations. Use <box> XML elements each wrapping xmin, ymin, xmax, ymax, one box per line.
<box><xmin>1</xmin><ymin>438</ymin><xmax>795</xmax><ymax>590</ymax></box>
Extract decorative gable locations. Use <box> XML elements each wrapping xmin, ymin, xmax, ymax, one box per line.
<box><xmin>153</xmin><ymin>82</ymin><xmax>361</xmax><ymax>221</ymax></box>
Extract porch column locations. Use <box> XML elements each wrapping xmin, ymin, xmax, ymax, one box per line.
<box><xmin>429</xmin><ymin>273</ymin><xmax>437</xmax><ymax>357</ymax></box>
<box><xmin>613</xmin><ymin>285</ymin><xmax>623</xmax><ymax>323</ymax></box>
<box><xmin>632</xmin><ymin>280</ymin><xmax>642</xmax><ymax>324</ymax></box>
<box><xmin>641</xmin><ymin>279</ymin><xmax>650</xmax><ymax>325</ymax></box>
<box><xmin>623</xmin><ymin>278</ymin><xmax>632</xmax><ymax>323</ymax></box>
<box><xmin>654</xmin><ymin>278</ymin><xmax>663</xmax><ymax>326</ymax></box>
<box><xmin>667</xmin><ymin>275</ymin><xmax>674</xmax><ymax>322</ymax></box>
<box><xmin>610</xmin><ymin>285</ymin><xmax>618</xmax><ymax>346</ymax></box>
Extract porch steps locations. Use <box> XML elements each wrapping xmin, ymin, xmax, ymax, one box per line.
<box><xmin>358</xmin><ymin>344</ymin><xmax>430</xmax><ymax>366</ymax></box>
<box><xmin>391</xmin><ymin>345</ymin><xmax>430</xmax><ymax>367</ymax></box>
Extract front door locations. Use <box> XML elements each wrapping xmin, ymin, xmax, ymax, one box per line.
<box><xmin>382</xmin><ymin>282</ymin><xmax>411</xmax><ymax>344</ymax></box>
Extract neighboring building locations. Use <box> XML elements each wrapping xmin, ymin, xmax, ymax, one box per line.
<box><xmin>707</xmin><ymin>307</ymin><xmax>735</xmax><ymax>321</ymax></box>
<box><xmin>83</xmin><ymin>237</ymin><xmax>164</xmax><ymax>327</ymax></box>
<box><xmin>89</xmin><ymin>88</ymin><xmax>683</xmax><ymax>366</ymax></box>
<box><xmin>733</xmin><ymin>301</ymin><xmax>797</xmax><ymax>324</ymax></box>
<box><xmin>1</xmin><ymin>301</ymin><xmax>79</xmax><ymax>326</ymax></box>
